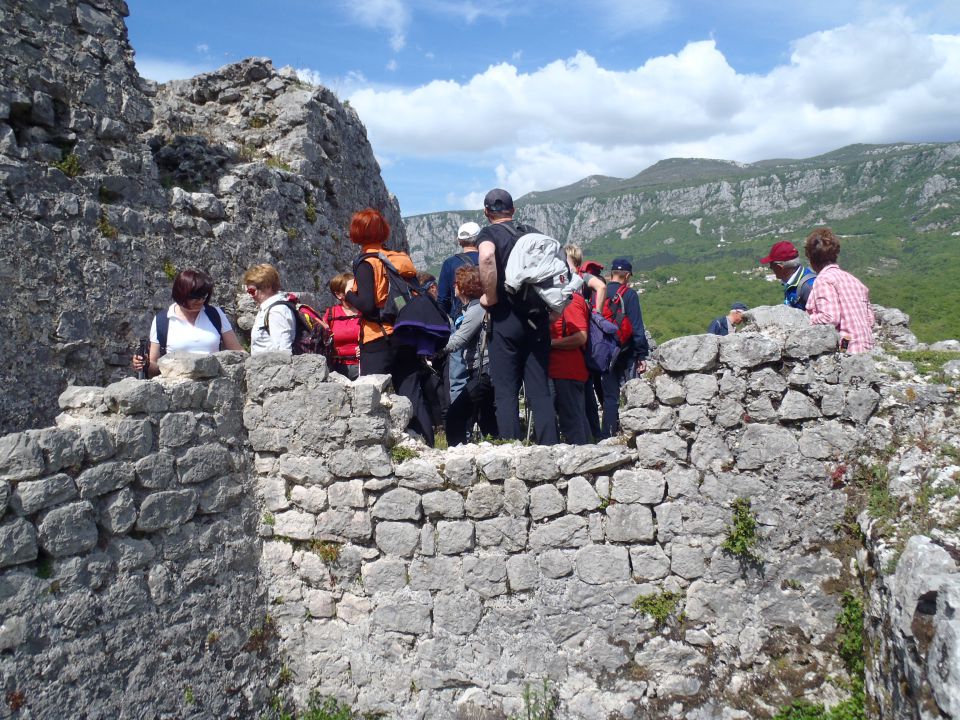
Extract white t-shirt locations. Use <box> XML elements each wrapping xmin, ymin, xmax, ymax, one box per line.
<box><xmin>150</xmin><ymin>304</ymin><xmax>232</xmax><ymax>354</ymax></box>
<box><xmin>251</xmin><ymin>293</ymin><xmax>296</xmax><ymax>355</ymax></box>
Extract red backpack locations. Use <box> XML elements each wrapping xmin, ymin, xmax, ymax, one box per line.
<box><xmin>264</xmin><ymin>293</ymin><xmax>333</xmax><ymax>356</ymax></box>
<box><xmin>601</xmin><ymin>284</ymin><xmax>634</xmax><ymax>347</ymax></box>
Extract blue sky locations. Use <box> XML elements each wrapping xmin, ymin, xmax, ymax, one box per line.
<box><xmin>128</xmin><ymin>1</ymin><xmax>960</xmax><ymax>216</ymax></box>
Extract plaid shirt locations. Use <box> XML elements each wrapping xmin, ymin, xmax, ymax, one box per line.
<box><xmin>806</xmin><ymin>264</ymin><xmax>875</xmax><ymax>352</ymax></box>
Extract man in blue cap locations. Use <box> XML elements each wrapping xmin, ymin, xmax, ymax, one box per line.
<box><xmin>707</xmin><ymin>302</ymin><xmax>748</xmax><ymax>336</ymax></box>
<box><xmin>600</xmin><ymin>258</ymin><xmax>649</xmax><ymax>437</ymax></box>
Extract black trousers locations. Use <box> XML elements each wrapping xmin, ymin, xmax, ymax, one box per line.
<box><xmin>445</xmin><ymin>371</ymin><xmax>498</xmax><ymax>446</ymax></box>
<box><xmin>583</xmin><ymin>371</ymin><xmax>603</xmax><ymax>441</ymax></box>
<box><xmin>488</xmin><ymin>307</ymin><xmax>559</xmax><ymax>445</ymax></box>
<box><xmin>600</xmin><ymin>350</ymin><xmax>636</xmax><ymax>438</ymax></box>
<box><xmin>360</xmin><ymin>336</ymin><xmax>435</xmax><ymax>447</ymax></box>
<box><xmin>554</xmin><ymin>378</ymin><xmax>589</xmax><ymax>445</ymax></box>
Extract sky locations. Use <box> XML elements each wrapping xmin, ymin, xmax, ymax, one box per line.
<box><xmin>126</xmin><ymin>1</ymin><xmax>960</xmax><ymax>217</ymax></box>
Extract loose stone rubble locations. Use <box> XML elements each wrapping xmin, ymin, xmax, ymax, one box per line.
<box><xmin>3</xmin><ymin>313</ymin><xmax>957</xmax><ymax>719</ymax></box>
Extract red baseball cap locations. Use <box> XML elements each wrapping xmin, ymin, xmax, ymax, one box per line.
<box><xmin>760</xmin><ymin>240</ymin><xmax>799</xmax><ymax>264</ymax></box>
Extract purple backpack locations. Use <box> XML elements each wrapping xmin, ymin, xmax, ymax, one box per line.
<box><xmin>586</xmin><ymin>310</ymin><xmax>621</xmax><ymax>373</ymax></box>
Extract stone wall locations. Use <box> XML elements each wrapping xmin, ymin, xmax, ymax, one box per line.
<box><xmin>0</xmin><ymin>353</ymin><xmax>273</xmax><ymax>717</ymax></box>
<box><xmin>2</xmin><ymin>318</ymin><xmax>958</xmax><ymax>718</ymax></box>
<box><xmin>244</xmin><ymin>323</ymin><xmax>880</xmax><ymax>719</ymax></box>
<box><xmin>1</xmin><ymin>0</ymin><xmax>403</xmax><ymax>434</ymax></box>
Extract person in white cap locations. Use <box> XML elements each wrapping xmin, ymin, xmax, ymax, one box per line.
<box><xmin>438</xmin><ymin>220</ymin><xmax>482</xmax><ymax>405</ymax></box>
<box><xmin>437</xmin><ymin>221</ymin><xmax>481</xmax><ymax>318</ymax></box>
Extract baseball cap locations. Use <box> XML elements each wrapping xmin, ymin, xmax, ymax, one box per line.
<box><xmin>611</xmin><ymin>257</ymin><xmax>633</xmax><ymax>272</ymax></box>
<box><xmin>457</xmin><ymin>221</ymin><xmax>481</xmax><ymax>241</ymax></box>
<box><xmin>483</xmin><ymin>188</ymin><xmax>514</xmax><ymax>212</ymax></box>
<box><xmin>760</xmin><ymin>241</ymin><xmax>799</xmax><ymax>264</ymax></box>
<box><xmin>731</xmin><ymin>302</ymin><xmax>748</xmax><ymax>312</ymax></box>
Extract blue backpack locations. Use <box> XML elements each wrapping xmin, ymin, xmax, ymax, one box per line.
<box><xmin>585</xmin><ymin>310</ymin><xmax>621</xmax><ymax>373</ymax></box>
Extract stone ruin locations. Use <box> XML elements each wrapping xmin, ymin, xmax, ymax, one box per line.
<box><xmin>1</xmin><ymin>314</ymin><xmax>958</xmax><ymax>719</ymax></box>
<box><xmin>1</xmin><ymin>0</ymin><xmax>404</xmax><ymax>436</ymax></box>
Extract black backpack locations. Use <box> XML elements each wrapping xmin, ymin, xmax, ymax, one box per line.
<box><xmin>353</xmin><ymin>251</ymin><xmax>421</xmax><ymax>325</ymax></box>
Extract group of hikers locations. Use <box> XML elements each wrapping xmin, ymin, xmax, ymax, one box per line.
<box><xmin>706</xmin><ymin>230</ymin><xmax>876</xmax><ymax>355</ymax></box>
<box><xmin>132</xmin><ymin>188</ymin><xmax>875</xmax><ymax>448</ymax></box>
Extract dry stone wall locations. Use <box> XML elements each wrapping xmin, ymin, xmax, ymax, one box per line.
<box><xmin>0</xmin><ymin>352</ymin><xmax>273</xmax><ymax>718</ymax></box>
<box><xmin>244</xmin><ymin>323</ymin><xmax>885</xmax><ymax>719</ymax></box>
<box><xmin>1</xmin><ymin>0</ymin><xmax>403</xmax><ymax>435</ymax></box>
<box><xmin>2</xmin><ymin>317</ymin><xmax>958</xmax><ymax>719</ymax></box>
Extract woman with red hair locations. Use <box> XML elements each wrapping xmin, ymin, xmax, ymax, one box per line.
<box><xmin>345</xmin><ymin>208</ymin><xmax>435</xmax><ymax>445</ymax></box>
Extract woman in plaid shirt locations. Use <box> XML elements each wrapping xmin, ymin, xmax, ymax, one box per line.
<box><xmin>804</xmin><ymin>227</ymin><xmax>875</xmax><ymax>353</ymax></box>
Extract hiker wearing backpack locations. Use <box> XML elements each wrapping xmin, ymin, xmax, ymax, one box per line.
<box><xmin>132</xmin><ymin>268</ymin><xmax>244</xmax><ymax>378</ymax></box>
<box><xmin>477</xmin><ymin>188</ymin><xmax>560</xmax><ymax>445</ymax></box>
<box><xmin>438</xmin><ymin>222</ymin><xmax>481</xmax><ymax>316</ymax></box>
<box><xmin>550</xmin><ymin>292</ymin><xmax>592</xmax><ymax>445</ymax></box>
<box><xmin>439</xmin><ymin>265</ymin><xmax>497</xmax><ymax>445</ymax></box>
<box><xmin>345</xmin><ymin>208</ymin><xmax>437</xmax><ymax>446</ymax></box>
<box><xmin>600</xmin><ymin>258</ymin><xmax>649</xmax><ymax>437</ymax></box>
<box><xmin>322</xmin><ymin>272</ymin><xmax>361</xmax><ymax>380</ymax></box>
<box><xmin>760</xmin><ymin>240</ymin><xmax>817</xmax><ymax>310</ymax></box>
<box><xmin>564</xmin><ymin>246</ymin><xmax>608</xmax><ymax>439</ymax></box>
<box><xmin>243</xmin><ymin>264</ymin><xmax>296</xmax><ymax>355</ymax></box>
<box><xmin>437</xmin><ymin>222</ymin><xmax>481</xmax><ymax>407</ymax></box>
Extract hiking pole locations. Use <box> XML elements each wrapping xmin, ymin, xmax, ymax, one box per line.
<box><xmin>522</xmin><ymin>382</ymin><xmax>533</xmax><ymax>444</ymax></box>
<box><xmin>136</xmin><ymin>338</ymin><xmax>149</xmax><ymax>380</ymax></box>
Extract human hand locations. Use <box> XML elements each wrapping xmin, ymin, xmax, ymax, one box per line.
<box><xmin>132</xmin><ymin>354</ymin><xmax>146</xmax><ymax>371</ymax></box>
<box><xmin>636</xmin><ymin>360</ymin><xmax>647</xmax><ymax>375</ymax></box>
<box><xmin>480</xmin><ymin>293</ymin><xmax>496</xmax><ymax>309</ymax></box>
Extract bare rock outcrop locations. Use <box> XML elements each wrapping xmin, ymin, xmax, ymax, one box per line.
<box><xmin>1</xmin><ymin>0</ymin><xmax>402</xmax><ymax>434</ymax></box>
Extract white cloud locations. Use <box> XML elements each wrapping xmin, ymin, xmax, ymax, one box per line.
<box><xmin>386</xmin><ymin>59</ymin><xmax>399</xmax><ymax>71</ymax></box>
<box><xmin>343</xmin><ymin>0</ymin><xmax>410</xmax><ymax>51</ymax></box>
<box><xmin>135</xmin><ymin>57</ymin><xmax>215</xmax><ymax>82</ymax></box>
<box><xmin>348</xmin><ymin>12</ymin><xmax>960</xmax><ymax>205</ymax></box>
<box><xmin>296</xmin><ymin>68</ymin><xmax>373</xmax><ymax>98</ymax></box>
<box><xmin>195</xmin><ymin>43</ymin><xmax>210</xmax><ymax>54</ymax></box>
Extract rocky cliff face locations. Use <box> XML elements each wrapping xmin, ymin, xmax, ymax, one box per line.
<box><xmin>0</xmin><ymin>0</ymin><xmax>403</xmax><ymax>435</ymax></box>
<box><xmin>404</xmin><ymin>142</ymin><xmax>960</xmax><ymax>271</ymax></box>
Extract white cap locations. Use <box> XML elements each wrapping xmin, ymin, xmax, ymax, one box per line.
<box><xmin>457</xmin><ymin>221</ymin><xmax>481</xmax><ymax>242</ymax></box>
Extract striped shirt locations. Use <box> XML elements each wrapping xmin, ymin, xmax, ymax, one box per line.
<box><xmin>806</xmin><ymin>264</ymin><xmax>875</xmax><ymax>353</ymax></box>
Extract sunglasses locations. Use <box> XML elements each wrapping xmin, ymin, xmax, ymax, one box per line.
<box><xmin>187</xmin><ymin>291</ymin><xmax>209</xmax><ymax>301</ymax></box>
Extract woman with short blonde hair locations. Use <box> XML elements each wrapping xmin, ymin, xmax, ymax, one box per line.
<box><xmin>243</xmin><ymin>263</ymin><xmax>295</xmax><ymax>355</ymax></box>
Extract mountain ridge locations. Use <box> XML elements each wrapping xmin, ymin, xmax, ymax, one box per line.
<box><xmin>403</xmin><ymin>140</ymin><xmax>960</xmax><ymax>343</ymax></box>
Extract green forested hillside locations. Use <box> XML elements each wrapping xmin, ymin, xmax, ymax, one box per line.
<box><xmin>406</xmin><ymin>142</ymin><xmax>960</xmax><ymax>343</ymax></box>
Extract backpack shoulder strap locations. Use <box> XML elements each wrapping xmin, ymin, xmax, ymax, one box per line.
<box><xmin>262</xmin><ymin>300</ymin><xmax>298</xmax><ymax>332</ymax></box>
<box><xmin>156</xmin><ymin>310</ymin><xmax>169</xmax><ymax>356</ymax></box>
<box><xmin>203</xmin><ymin>304</ymin><xmax>223</xmax><ymax>334</ymax></box>
<box><xmin>455</xmin><ymin>252</ymin><xmax>477</xmax><ymax>265</ymax></box>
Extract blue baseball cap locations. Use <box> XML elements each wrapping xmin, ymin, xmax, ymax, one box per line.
<box><xmin>731</xmin><ymin>302</ymin><xmax>748</xmax><ymax>311</ymax></box>
<box><xmin>611</xmin><ymin>257</ymin><xmax>633</xmax><ymax>272</ymax></box>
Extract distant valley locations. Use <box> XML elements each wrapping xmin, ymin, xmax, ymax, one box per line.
<box><xmin>403</xmin><ymin>142</ymin><xmax>960</xmax><ymax>344</ymax></box>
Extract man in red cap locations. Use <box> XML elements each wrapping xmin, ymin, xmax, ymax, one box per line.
<box><xmin>760</xmin><ymin>240</ymin><xmax>817</xmax><ymax>310</ymax></box>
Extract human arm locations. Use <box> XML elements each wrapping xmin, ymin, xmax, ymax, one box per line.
<box><xmin>707</xmin><ymin>318</ymin><xmax>723</xmax><ymax>335</ymax></box>
<box><xmin>220</xmin><ymin>331</ymin><xmax>244</xmax><ymax>352</ymax></box>
<box><xmin>805</xmin><ymin>277</ymin><xmax>840</xmax><ymax>327</ymax></box>
<box><xmin>623</xmin><ymin>291</ymin><xmax>650</xmax><ymax>359</ymax></box>
<box><xmin>131</xmin><ymin>342</ymin><xmax>163</xmax><ymax>378</ymax></box>
<box><xmin>437</xmin><ymin>258</ymin><xmax>455</xmax><ymax>315</ymax></box>
<box><xmin>587</xmin><ymin>275</ymin><xmax>606</xmax><ymax>312</ymax></box>
<box><xmin>344</xmin><ymin>261</ymin><xmax>379</xmax><ymax>319</ymax></box>
<box><xmin>445</xmin><ymin>304</ymin><xmax>484</xmax><ymax>352</ymax></box>
<box><xmin>478</xmin><ymin>240</ymin><xmax>497</xmax><ymax>308</ymax></box>
<box><xmin>552</xmin><ymin>330</ymin><xmax>586</xmax><ymax>349</ymax></box>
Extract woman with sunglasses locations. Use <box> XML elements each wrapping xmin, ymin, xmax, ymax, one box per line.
<box><xmin>243</xmin><ymin>263</ymin><xmax>296</xmax><ymax>355</ymax></box>
<box><xmin>132</xmin><ymin>268</ymin><xmax>243</xmax><ymax>378</ymax></box>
